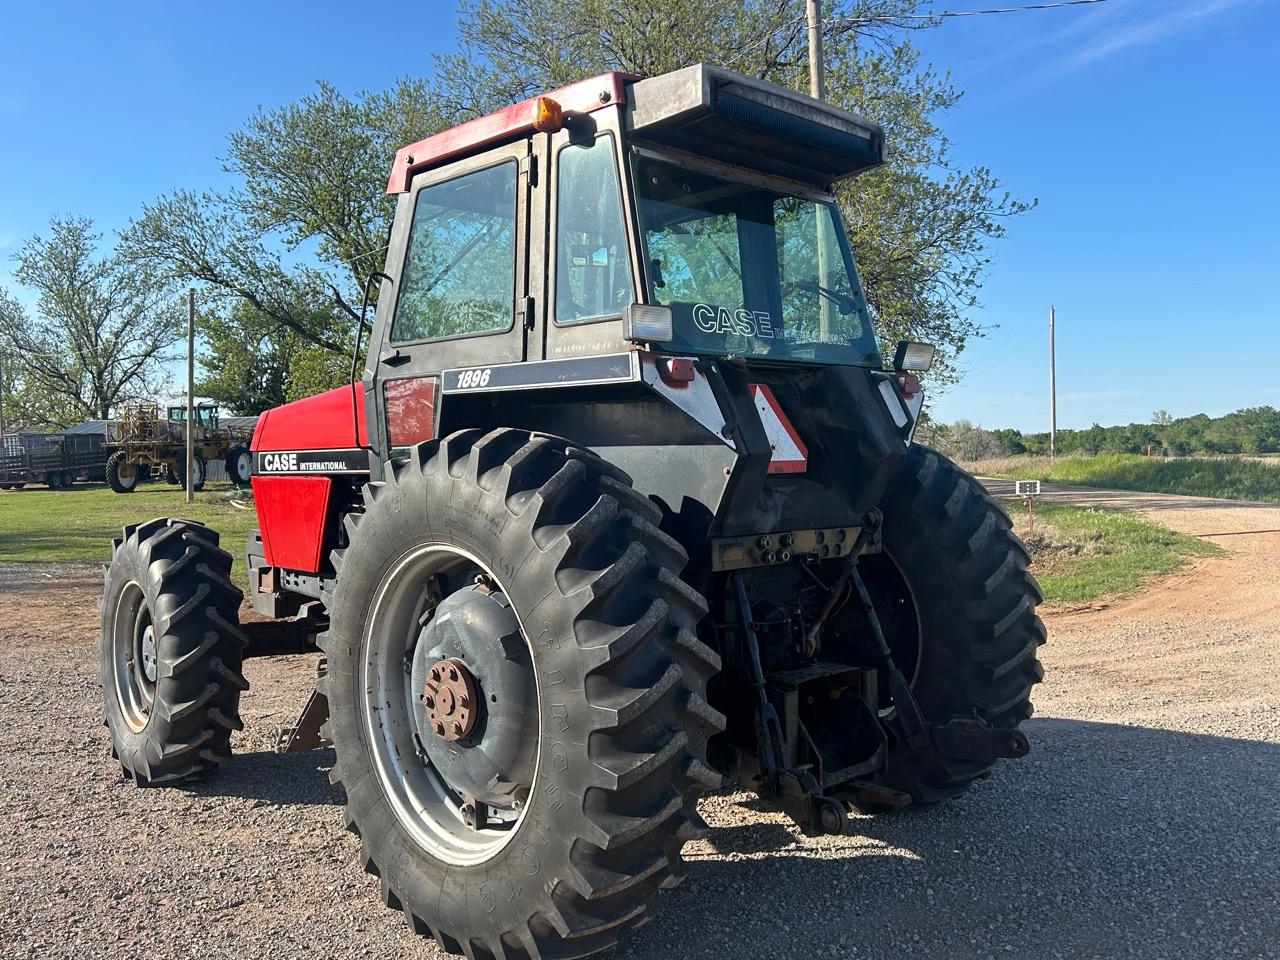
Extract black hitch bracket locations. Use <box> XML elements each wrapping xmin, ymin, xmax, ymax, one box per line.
<box><xmin>930</xmin><ymin>716</ymin><xmax>1031</xmax><ymax>766</ymax></box>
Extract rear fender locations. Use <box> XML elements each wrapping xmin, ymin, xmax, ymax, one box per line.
<box><xmin>428</xmin><ymin>353</ymin><xmax>912</xmax><ymax>555</ymax></box>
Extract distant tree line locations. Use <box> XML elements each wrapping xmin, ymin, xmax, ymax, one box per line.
<box><xmin>926</xmin><ymin>407</ymin><xmax>1280</xmax><ymax>460</ymax></box>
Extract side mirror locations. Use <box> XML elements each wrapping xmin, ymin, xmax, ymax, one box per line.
<box><xmin>893</xmin><ymin>340</ymin><xmax>936</xmax><ymax>373</ymax></box>
<box><xmin>622</xmin><ymin>304</ymin><xmax>673</xmax><ymax>344</ymax></box>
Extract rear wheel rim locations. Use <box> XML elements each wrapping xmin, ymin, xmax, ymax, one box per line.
<box><xmin>361</xmin><ymin>543</ymin><xmax>539</xmax><ymax>866</ymax></box>
<box><xmin>111</xmin><ymin>581</ymin><xmax>156</xmax><ymax>732</ymax></box>
<box><xmin>118</xmin><ymin>462</ymin><xmax>137</xmax><ymax>489</ymax></box>
<box><xmin>235</xmin><ymin>452</ymin><xmax>251</xmax><ymax>482</ymax></box>
<box><xmin>855</xmin><ymin>550</ymin><xmax>924</xmax><ymax>688</ymax></box>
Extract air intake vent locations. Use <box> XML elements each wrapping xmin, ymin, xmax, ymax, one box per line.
<box><xmin>625</xmin><ymin>64</ymin><xmax>884</xmax><ymax>186</ymax></box>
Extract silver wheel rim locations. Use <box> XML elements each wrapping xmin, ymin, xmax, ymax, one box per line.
<box><xmin>361</xmin><ymin>543</ymin><xmax>539</xmax><ymax>866</ymax></box>
<box><xmin>118</xmin><ymin>462</ymin><xmax>137</xmax><ymax>490</ymax></box>
<box><xmin>235</xmin><ymin>452</ymin><xmax>251</xmax><ymax>482</ymax></box>
<box><xmin>111</xmin><ymin>580</ymin><xmax>156</xmax><ymax>732</ymax></box>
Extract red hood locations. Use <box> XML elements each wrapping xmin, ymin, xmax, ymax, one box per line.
<box><xmin>251</xmin><ymin>386</ymin><xmax>367</xmax><ymax>452</ymax></box>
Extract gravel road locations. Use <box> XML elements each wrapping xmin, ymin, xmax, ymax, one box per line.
<box><xmin>1</xmin><ymin>490</ymin><xmax>1277</xmax><ymax>960</ymax></box>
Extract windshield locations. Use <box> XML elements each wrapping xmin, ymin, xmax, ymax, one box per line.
<box><xmin>634</xmin><ymin>154</ymin><xmax>880</xmax><ymax>366</ymax></box>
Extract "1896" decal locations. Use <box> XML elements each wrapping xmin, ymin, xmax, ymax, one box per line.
<box><xmin>455</xmin><ymin>367</ymin><xmax>492</xmax><ymax>389</ymax></box>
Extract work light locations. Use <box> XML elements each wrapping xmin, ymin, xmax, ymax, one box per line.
<box><xmin>893</xmin><ymin>340</ymin><xmax>936</xmax><ymax>373</ymax></box>
<box><xmin>622</xmin><ymin>304</ymin><xmax>673</xmax><ymax>343</ymax></box>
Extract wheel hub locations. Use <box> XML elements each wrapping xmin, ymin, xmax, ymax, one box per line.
<box><xmin>409</xmin><ymin>584</ymin><xmax>537</xmax><ymax>810</ymax></box>
<box><xmin>139</xmin><ymin>625</ymin><xmax>158</xmax><ymax>684</ymax></box>
<box><xmin>423</xmin><ymin>658</ymin><xmax>476</xmax><ymax>741</ymax></box>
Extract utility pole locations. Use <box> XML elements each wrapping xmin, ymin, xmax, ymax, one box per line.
<box><xmin>186</xmin><ymin>288</ymin><xmax>195</xmax><ymax>504</ymax></box>
<box><xmin>1049</xmin><ymin>305</ymin><xmax>1057</xmax><ymax>458</ymax></box>
<box><xmin>0</xmin><ymin>356</ymin><xmax>6</xmax><ymax>439</ymax></box>
<box><xmin>807</xmin><ymin>0</ymin><xmax>826</xmax><ymax>100</ymax></box>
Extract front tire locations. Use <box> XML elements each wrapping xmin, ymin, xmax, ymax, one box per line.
<box><xmin>174</xmin><ymin>455</ymin><xmax>206</xmax><ymax>492</ymax></box>
<box><xmin>847</xmin><ymin>445</ymin><xmax>1045</xmax><ymax>806</ymax></box>
<box><xmin>321</xmin><ymin>428</ymin><xmax>724</xmax><ymax>959</ymax></box>
<box><xmin>225</xmin><ymin>445</ymin><xmax>252</xmax><ymax>488</ymax></box>
<box><xmin>100</xmin><ymin>518</ymin><xmax>247</xmax><ymax>785</ymax></box>
<box><xmin>105</xmin><ymin>452</ymin><xmax>138</xmax><ymax>494</ymax></box>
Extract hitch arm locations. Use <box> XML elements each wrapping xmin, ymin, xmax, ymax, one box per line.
<box><xmin>847</xmin><ymin>564</ymin><xmax>929</xmax><ymax>750</ymax></box>
<box><xmin>731</xmin><ymin>572</ymin><xmax>787</xmax><ymax>792</ymax></box>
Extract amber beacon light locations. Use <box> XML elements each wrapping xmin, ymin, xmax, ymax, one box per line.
<box><xmin>531</xmin><ymin>96</ymin><xmax>563</xmax><ymax>132</ymax></box>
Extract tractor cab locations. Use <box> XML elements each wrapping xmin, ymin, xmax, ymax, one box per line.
<box><xmin>358</xmin><ymin>65</ymin><xmax>895</xmax><ymax>458</ymax></box>
<box><xmin>166</xmin><ymin>403</ymin><xmax>220</xmax><ymax>434</ymax></box>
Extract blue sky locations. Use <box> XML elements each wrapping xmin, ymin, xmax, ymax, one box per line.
<box><xmin>1</xmin><ymin>0</ymin><xmax>1275</xmax><ymax>431</ymax></box>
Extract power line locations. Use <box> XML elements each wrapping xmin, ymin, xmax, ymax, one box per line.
<box><xmin>833</xmin><ymin>0</ymin><xmax>1110</xmax><ymax>21</ymax></box>
<box><xmin>723</xmin><ymin>0</ymin><xmax>1108</xmax><ymax>70</ymax></box>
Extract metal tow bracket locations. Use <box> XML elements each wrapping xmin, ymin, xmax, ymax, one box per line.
<box><xmin>275</xmin><ymin>657</ymin><xmax>332</xmax><ymax>753</ymax></box>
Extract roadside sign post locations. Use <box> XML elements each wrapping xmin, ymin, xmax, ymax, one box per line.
<box><xmin>1015</xmin><ymin>479</ymin><xmax>1042</xmax><ymax>536</ymax></box>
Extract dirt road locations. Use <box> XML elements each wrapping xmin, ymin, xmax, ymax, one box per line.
<box><xmin>1</xmin><ymin>491</ymin><xmax>1277</xmax><ymax>960</ymax></box>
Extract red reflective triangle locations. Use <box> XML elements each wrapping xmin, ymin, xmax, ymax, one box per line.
<box><xmin>749</xmin><ymin>383</ymin><xmax>808</xmax><ymax>474</ymax></box>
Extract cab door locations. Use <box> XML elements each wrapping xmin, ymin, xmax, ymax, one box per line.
<box><xmin>366</xmin><ymin>137</ymin><xmax>539</xmax><ymax>465</ymax></box>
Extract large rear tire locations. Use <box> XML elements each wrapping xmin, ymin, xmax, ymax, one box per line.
<box><xmin>100</xmin><ymin>518</ymin><xmax>248</xmax><ymax>785</ymax></box>
<box><xmin>320</xmin><ymin>428</ymin><xmax>724</xmax><ymax>959</ymax></box>
<box><xmin>105</xmin><ymin>452</ymin><xmax>138</xmax><ymax>494</ymax></box>
<box><xmin>845</xmin><ymin>445</ymin><xmax>1045</xmax><ymax>806</ymax></box>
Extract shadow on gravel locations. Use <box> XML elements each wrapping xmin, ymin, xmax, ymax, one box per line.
<box><xmin>191</xmin><ymin>747</ymin><xmax>343</xmax><ymax>807</ymax></box>
<box><xmin>617</xmin><ymin>717</ymin><xmax>1280</xmax><ymax>960</ymax></box>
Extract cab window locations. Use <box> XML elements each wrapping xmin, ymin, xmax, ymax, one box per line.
<box><xmin>555</xmin><ymin>135</ymin><xmax>633</xmax><ymax>324</ymax></box>
<box><xmin>392</xmin><ymin>161</ymin><xmax>517</xmax><ymax>343</ymax></box>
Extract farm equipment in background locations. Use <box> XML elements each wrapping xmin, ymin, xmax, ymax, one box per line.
<box><xmin>98</xmin><ymin>64</ymin><xmax>1044</xmax><ymax>959</ymax></box>
<box><xmin>103</xmin><ymin>402</ymin><xmax>253</xmax><ymax>493</ymax></box>
<box><xmin>0</xmin><ymin>431</ymin><xmax>107</xmax><ymax>490</ymax></box>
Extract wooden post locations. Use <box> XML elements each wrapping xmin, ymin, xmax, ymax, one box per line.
<box><xmin>806</xmin><ymin>0</ymin><xmax>825</xmax><ymax>100</ymax></box>
<box><xmin>185</xmin><ymin>288</ymin><xmax>195</xmax><ymax>504</ymax></box>
<box><xmin>1049</xmin><ymin>305</ymin><xmax>1057</xmax><ymax>458</ymax></box>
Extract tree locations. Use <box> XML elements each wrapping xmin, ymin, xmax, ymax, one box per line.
<box><xmin>193</xmin><ymin>297</ymin><xmax>355</xmax><ymax>414</ymax></box>
<box><xmin>931</xmin><ymin>419</ymin><xmax>1004</xmax><ymax>462</ymax></box>
<box><xmin>0</xmin><ymin>217</ymin><xmax>182</xmax><ymax>426</ymax></box>
<box><xmin>1152</xmin><ymin>409</ymin><xmax>1172</xmax><ymax>426</ymax></box>
<box><xmin>990</xmin><ymin>427</ymin><xmax>1027</xmax><ymax>455</ymax></box>
<box><xmin>120</xmin><ymin>0</ymin><xmax>1030</xmax><ymax>401</ymax></box>
<box><xmin>117</xmin><ymin>78</ymin><xmax>452</xmax><ymax>407</ymax></box>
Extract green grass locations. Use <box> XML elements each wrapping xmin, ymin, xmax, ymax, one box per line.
<box><xmin>1019</xmin><ymin>502</ymin><xmax>1220</xmax><ymax>604</ymax></box>
<box><xmin>0</xmin><ymin>482</ymin><xmax>257</xmax><ymax>577</ymax></box>
<box><xmin>972</xmin><ymin>453</ymin><xmax>1280</xmax><ymax>503</ymax></box>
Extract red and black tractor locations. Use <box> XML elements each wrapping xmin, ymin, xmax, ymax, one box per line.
<box><xmin>100</xmin><ymin>64</ymin><xmax>1043</xmax><ymax>959</ymax></box>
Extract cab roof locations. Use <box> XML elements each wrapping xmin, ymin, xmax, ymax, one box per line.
<box><xmin>387</xmin><ymin>64</ymin><xmax>885</xmax><ymax>194</ymax></box>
